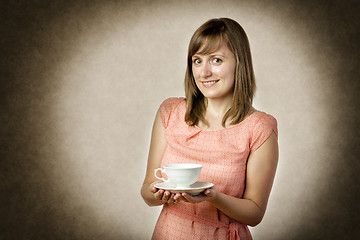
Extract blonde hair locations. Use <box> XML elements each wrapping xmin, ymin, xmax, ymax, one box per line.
<box><xmin>184</xmin><ymin>18</ymin><xmax>256</xmax><ymax>127</ymax></box>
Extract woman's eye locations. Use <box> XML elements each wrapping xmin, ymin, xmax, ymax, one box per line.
<box><xmin>213</xmin><ymin>58</ymin><xmax>222</xmax><ymax>64</ymax></box>
<box><xmin>193</xmin><ymin>59</ymin><xmax>201</xmax><ymax>64</ymax></box>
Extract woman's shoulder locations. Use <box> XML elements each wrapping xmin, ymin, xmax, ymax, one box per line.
<box><xmin>251</xmin><ymin>110</ymin><xmax>277</xmax><ymax>123</ymax></box>
<box><xmin>158</xmin><ymin>97</ymin><xmax>186</xmax><ymax>128</ymax></box>
<box><xmin>249</xmin><ymin>110</ymin><xmax>278</xmax><ymax>135</ymax></box>
<box><xmin>159</xmin><ymin>97</ymin><xmax>186</xmax><ymax>112</ymax></box>
<box><xmin>160</xmin><ymin>97</ymin><xmax>185</xmax><ymax>107</ymax></box>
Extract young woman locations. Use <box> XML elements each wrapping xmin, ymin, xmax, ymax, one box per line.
<box><xmin>141</xmin><ymin>18</ymin><xmax>278</xmax><ymax>240</ymax></box>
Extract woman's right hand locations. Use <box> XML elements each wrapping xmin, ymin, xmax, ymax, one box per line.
<box><xmin>150</xmin><ymin>181</ymin><xmax>176</xmax><ymax>204</ymax></box>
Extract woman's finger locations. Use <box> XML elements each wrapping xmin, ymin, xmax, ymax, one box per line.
<box><xmin>173</xmin><ymin>193</ymin><xmax>181</xmax><ymax>203</ymax></box>
<box><xmin>150</xmin><ymin>186</ymin><xmax>157</xmax><ymax>193</ymax></box>
<box><xmin>153</xmin><ymin>189</ymin><xmax>164</xmax><ymax>200</ymax></box>
<box><xmin>162</xmin><ymin>191</ymin><xmax>171</xmax><ymax>201</ymax></box>
<box><xmin>182</xmin><ymin>192</ymin><xmax>208</xmax><ymax>203</ymax></box>
<box><xmin>168</xmin><ymin>193</ymin><xmax>175</xmax><ymax>204</ymax></box>
<box><xmin>204</xmin><ymin>189</ymin><xmax>211</xmax><ymax>196</ymax></box>
<box><xmin>149</xmin><ymin>180</ymin><xmax>162</xmax><ymax>193</ymax></box>
<box><xmin>174</xmin><ymin>193</ymin><xmax>188</xmax><ymax>203</ymax></box>
<box><xmin>181</xmin><ymin>193</ymin><xmax>194</xmax><ymax>202</ymax></box>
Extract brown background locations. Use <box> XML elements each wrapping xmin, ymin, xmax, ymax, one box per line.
<box><xmin>1</xmin><ymin>0</ymin><xmax>359</xmax><ymax>239</ymax></box>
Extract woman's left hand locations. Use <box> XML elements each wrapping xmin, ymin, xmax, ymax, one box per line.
<box><xmin>173</xmin><ymin>188</ymin><xmax>217</xmax><ymax>203</ymax></box>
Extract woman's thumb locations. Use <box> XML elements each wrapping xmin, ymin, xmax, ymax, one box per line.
<box><xmin>205</xmin><ymin>189</ymin><xmax>212</xmax><ymax>196</ymax></box>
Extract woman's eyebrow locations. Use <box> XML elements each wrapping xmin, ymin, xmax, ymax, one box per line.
<box><xmin>211</xmin><ymin>53</ymin><xmax>226</xmax><ymax>57</ymax></box>
<box><xmin>192</xmin><ymin>53</ymin><xmax>226</xmax><ymax>58</ymax></box>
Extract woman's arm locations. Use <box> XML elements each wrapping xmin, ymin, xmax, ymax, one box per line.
<box><xmin>141</xmin><ymin>110</ymin><xmax>175</xmax><ymax>206</ymax></box>
<box><xmin>180</xmin><ymin>131</ymin><xmax>279</xmax><ymax>226</ymax></box>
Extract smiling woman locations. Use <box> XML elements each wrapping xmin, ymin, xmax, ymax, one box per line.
<box><xmin>185</xmin><ymin>18</ymin><xmax>256</xmax><ymax>131</ymax></box>
<box><xmin>1</xmin><ymin>0</ymin><xmax>358</xmax><ymax>239</ymax></box>
<box><xmin>141</xmin><ymin>18</ymin><xmax>278</xmax><ymax>240</ymax></box>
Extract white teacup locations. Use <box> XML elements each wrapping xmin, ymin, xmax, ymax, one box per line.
<box><xmin>154</xmin><ymin>163</ymin><xmax>203</xmax><ymax>188</ymax></box>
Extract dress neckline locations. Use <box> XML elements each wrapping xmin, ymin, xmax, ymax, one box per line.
<box><xmin>194</xmin><ymin>110</ymin><xmax>261</xmax><ymax>132</ymax></box>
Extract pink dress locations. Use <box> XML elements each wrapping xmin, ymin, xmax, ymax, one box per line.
<box><xmin>152</xmin><ymin>98</ymin><xmax>278</xmax><ymax>240</ymax></box>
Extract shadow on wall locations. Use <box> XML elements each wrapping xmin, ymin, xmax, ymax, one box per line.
<box><xmin>273</xmin><ymin>1</ymin><xmax>360</xmax><ymax>239</ymax></box>
<box><xmin>0</xmin><ymin>0</ymin><xmax>359</xmax><ymax>239</ymax></box>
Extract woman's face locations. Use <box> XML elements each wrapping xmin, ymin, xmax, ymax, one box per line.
<box><xmin>192</xmin><ymin>41</ymin><xmax>236</xmax><ymax>101</ymax></box>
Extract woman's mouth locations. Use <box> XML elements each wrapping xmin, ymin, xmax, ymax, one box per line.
<box><xmin>201</xmin><ymin>80</ymin><xmax>219</xmax><ymax>88</ymax></box>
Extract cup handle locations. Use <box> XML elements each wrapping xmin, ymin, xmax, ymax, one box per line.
<box><xmin>154</xmin><ymin>168</ymin><xmax>168</xmax><ymax>182</ymax></box>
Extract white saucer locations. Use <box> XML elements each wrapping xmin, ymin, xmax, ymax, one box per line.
<box><xmin>154</xmin><ymin>181</ymin><xmax>214</xmax><ymax>195</ymax></box>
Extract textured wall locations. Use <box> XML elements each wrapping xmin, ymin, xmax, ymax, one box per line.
<box><xmin>1</xmin><ymin>0</ymin><xmax>359</xmax><ymax>239</ymax></box>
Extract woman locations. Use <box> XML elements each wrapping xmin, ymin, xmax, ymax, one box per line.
<box><xmin>141</xmin><ymin>18</ymin><xmax>278</xmax><ymax>240</ymax></box>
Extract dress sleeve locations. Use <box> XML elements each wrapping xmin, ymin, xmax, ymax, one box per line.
<box><xmin>158</xmin><ymin>97</ymin><xmax>183</xmax><ymax>129</ymax></box>
<box><xmin>249</xmin><ymin>113</ymin><xmax>278</xmax><ymax>153</ymax></box>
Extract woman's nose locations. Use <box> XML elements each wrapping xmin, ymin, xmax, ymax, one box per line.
<box><xmin>200</xmin><ymin>63</ymin><xmax>212</xmax><ymax>78</ymax></box>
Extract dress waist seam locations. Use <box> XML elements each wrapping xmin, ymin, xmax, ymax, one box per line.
<box><xmin>163</xmin><ymin>205</ymin><xmax>250</xmax><ymax>240</ymax></box>
<box><xmin>164</xmin><ymin>205</ymin><xmax>234</xmax><ymax>229</ymax></box>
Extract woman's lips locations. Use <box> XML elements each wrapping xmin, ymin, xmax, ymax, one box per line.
<box><xmin>201</xmin><ymin>80</ymin><xmax>219</xmax><ymax>88</ymax></box>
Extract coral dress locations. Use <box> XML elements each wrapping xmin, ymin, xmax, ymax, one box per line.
<box><xmin>152</xmin><ymin>98</ymin><xmax>278</xmax><ymax>240</ymax></box>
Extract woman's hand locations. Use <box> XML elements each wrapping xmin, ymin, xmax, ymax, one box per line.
<box><xmin>173</xmin><ymin>188</ymin><xmax>217</xmax><ymax>203</ymax></box>
<box><xmin>149</xmin><ymin>181</ymin><xmax>176</xmax><ymax>204</ymax></box>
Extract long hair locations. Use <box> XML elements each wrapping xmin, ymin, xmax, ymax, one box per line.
<box><xmin>184</xmin><ymin>18</ymin><xmax>256</xmax><ymax>127</ymax></box>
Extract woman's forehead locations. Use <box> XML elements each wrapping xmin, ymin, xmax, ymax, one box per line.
<box><xmin>195</xmin><ymin>36</ymin><xmax>223</xmax><ymax>55</ymax></box>
<box><xmin>194</xmin><ymin>39</ymin><xmax>232</xmax><ymax>57</ymax></box>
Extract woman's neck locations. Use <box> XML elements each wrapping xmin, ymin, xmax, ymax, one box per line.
<box><xmin>198</xmin><ymin>95</ymin><xmax>255</xmax><ymax>130</ymax></box>
<box><xmin>204</xmin><ymin>95</ymin><xmax>233</xmax><ymax>119</ymax></box>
